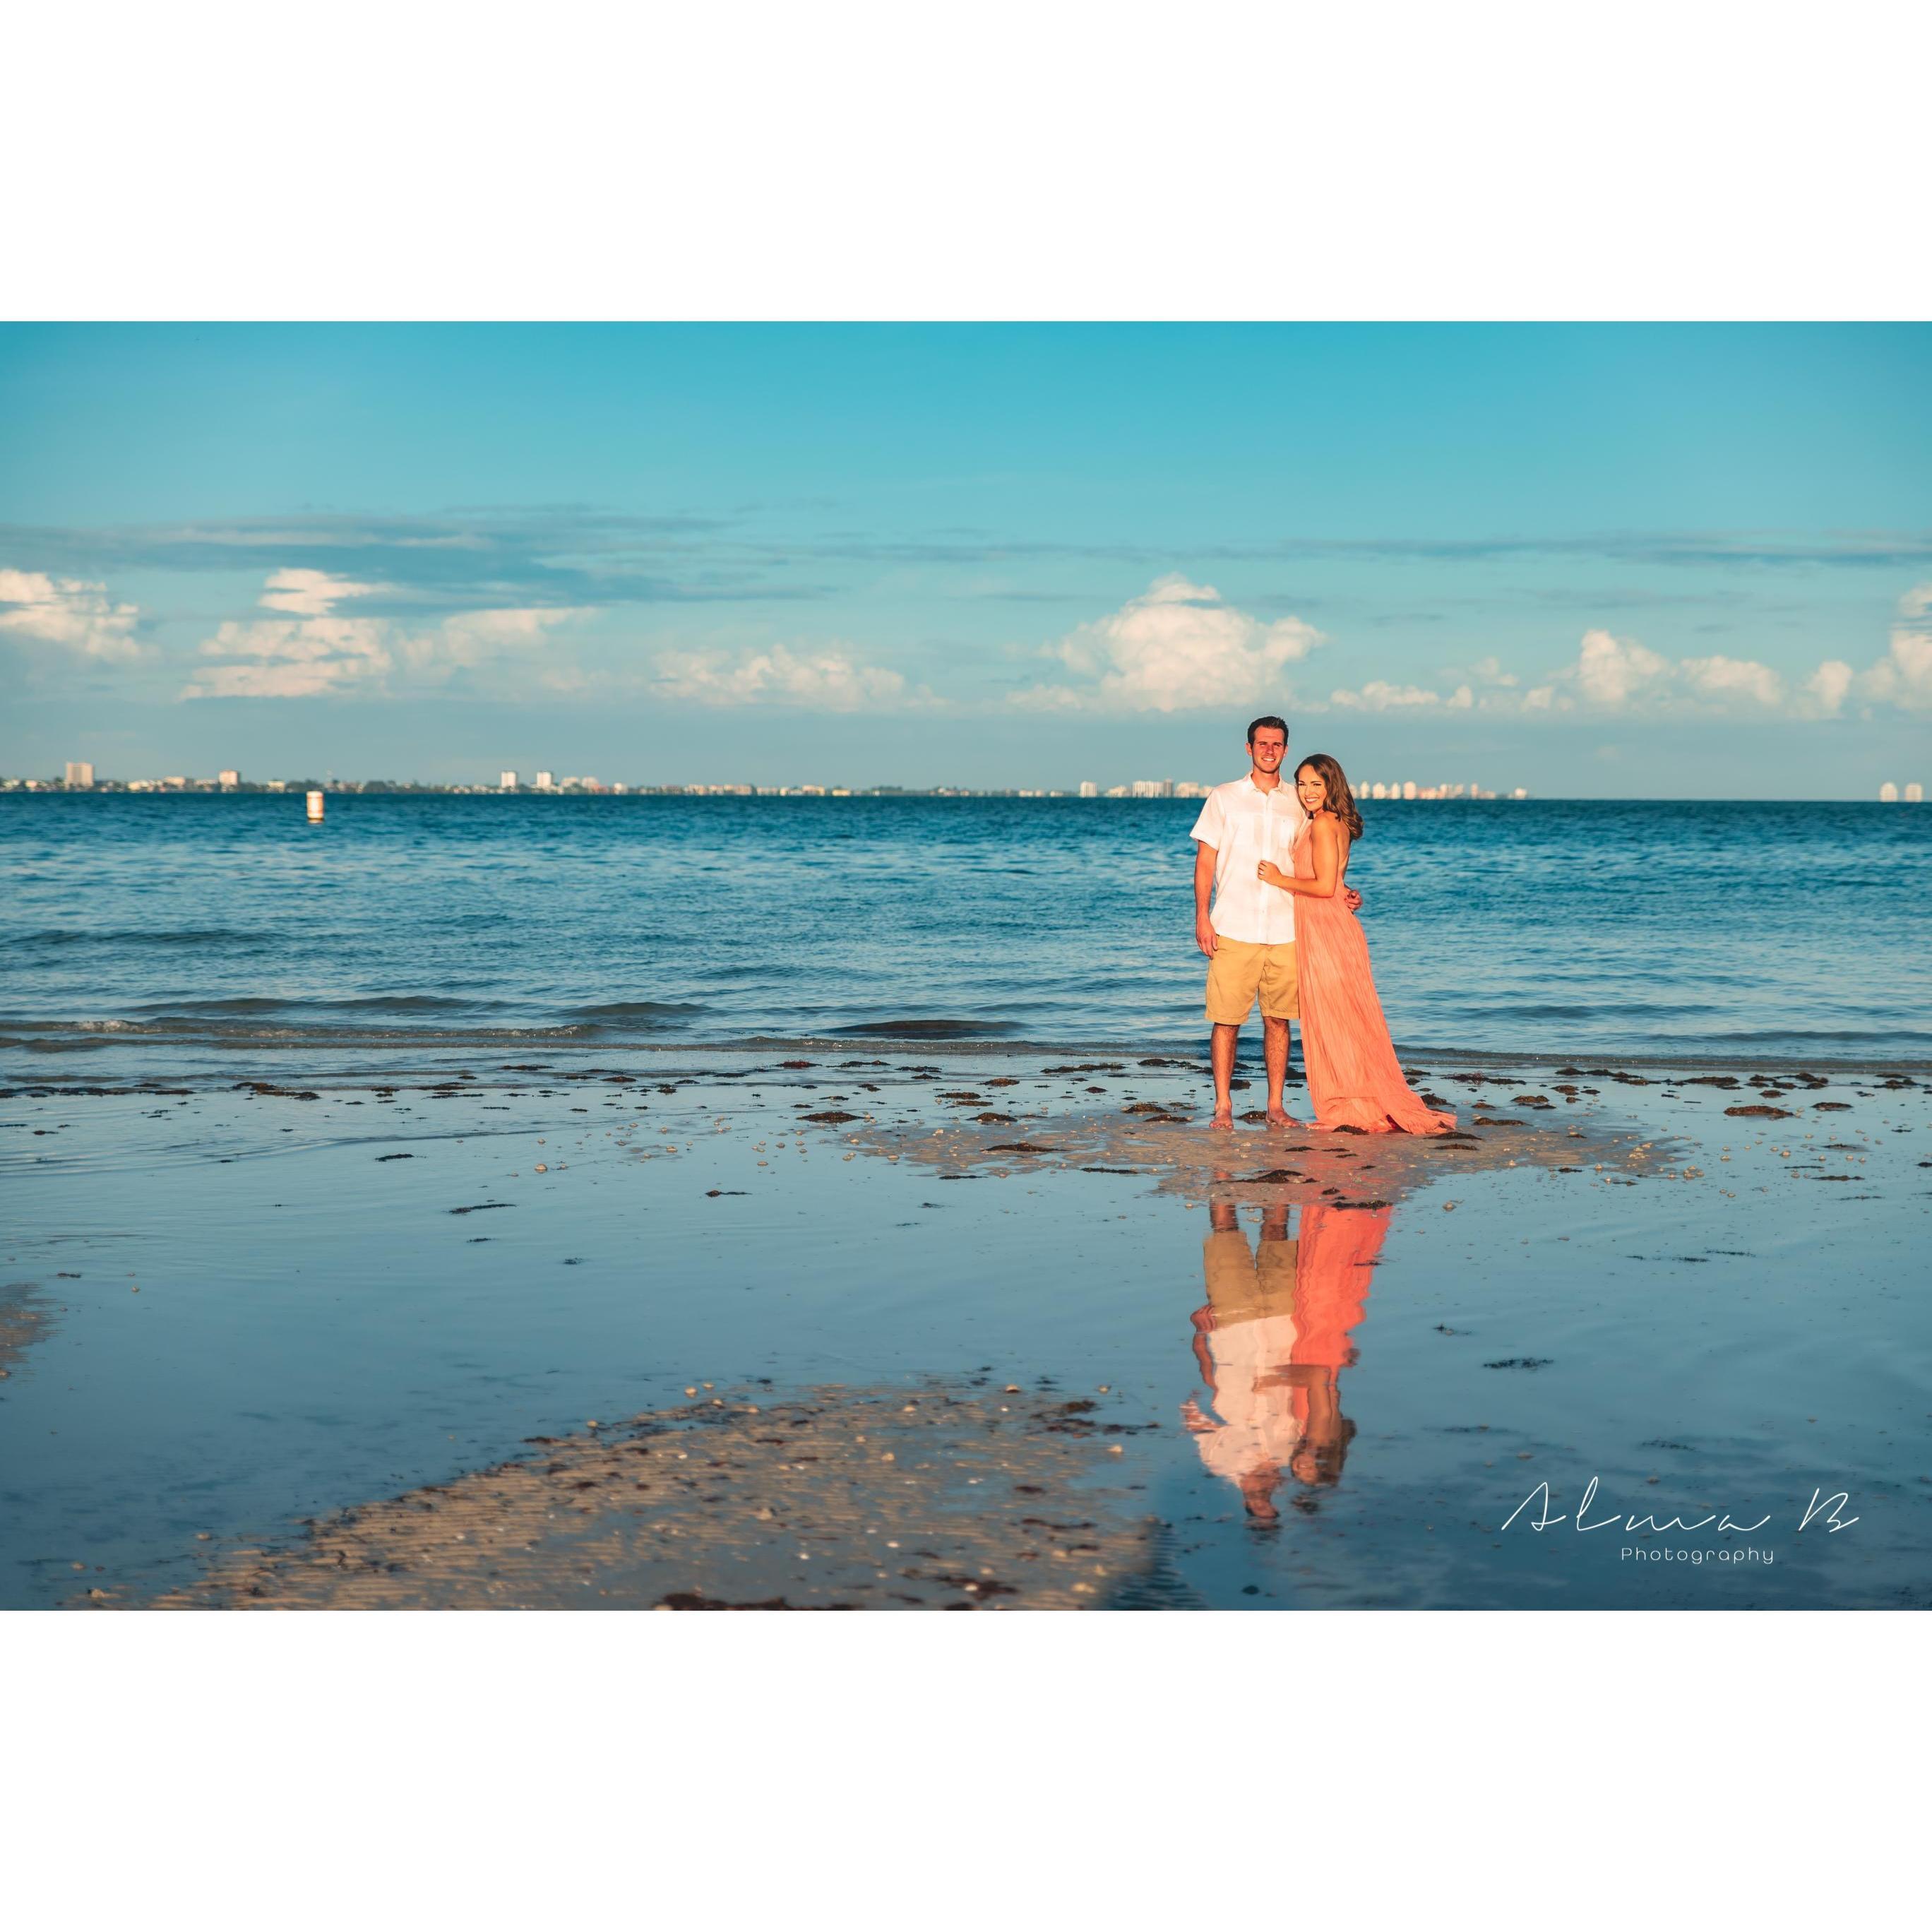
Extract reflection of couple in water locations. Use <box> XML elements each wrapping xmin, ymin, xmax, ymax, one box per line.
<box><xmin>1181</xmin><ymin>1194</ymin><xmax>1389</xmax><ymax>1522</ymax></box>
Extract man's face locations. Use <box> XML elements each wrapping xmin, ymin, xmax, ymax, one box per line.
<box><xmin>1249</xmin><ymin>727</ymin><xmax>1287</xmax><ymax>775</ymax></box>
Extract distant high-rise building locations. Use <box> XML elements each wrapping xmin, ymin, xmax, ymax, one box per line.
<box><xmin>500</xmin><ymin>770</ymin><xmax>518</xmax><ymax>790</ymax></box>
<box><xmin>1907</xmin><ymin>782</ymin><xmax>1925</xmax><ymax>804</ymax></box>
<box><xmin>1078</xmin><ymin>780</ymin><xmax>1097</xmax><ymax>799</ymax></box>
<box><xmin>1402</xmin><ymin>780</ymin><xmax>1418</xmax><ymax>801</ymax></box>
<box><xmin>535</xmin><ymin>771</ymin><xmax>555</xmax><ymax>790</ymax></box>
<box><xmin>1368</xmin><ymin>782</ymin><xmax>1386</xmax><ymax>800</ymax></box>
<box><xmin>1131</xmin><ymin>780</ymin><xmax>1171</xmax><ymax>799</ymax></box>
<box><xmin>1879</xmin><ymin>781</ymin><xmax>1900</xmax><ymax>802</ymax></box>
<box><xmin>219</xmin><ymin>769</ymin><xmax>239</xmax><ymax>787</ymax></box>
<box><xmin>64</xmin><ymin>761</ymin><xmax>93</xmax><ymax>788</ymax></box>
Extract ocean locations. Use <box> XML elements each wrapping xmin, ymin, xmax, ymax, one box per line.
<box><xmin>4</xmin><ymin>793</ymin><xmax>1928</xmax><ymax>1073</ymax></box>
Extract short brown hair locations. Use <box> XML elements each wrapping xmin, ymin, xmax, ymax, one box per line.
<box><xmin>1247</xmin><ymin>715</ymin><xmax>1289</xmax><ymax>745</ymax></box>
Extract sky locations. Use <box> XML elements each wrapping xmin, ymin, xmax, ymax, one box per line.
<box><xmin>2</xmin><ymin>323</ymin><xmax>1928</xmax><ymax>796</ymax></box>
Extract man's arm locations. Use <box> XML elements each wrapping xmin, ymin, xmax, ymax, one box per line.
<box><xmin>1193</xmin><ymin>840</ymin><xmax>1218</xmax><ymax>956</ymax></box>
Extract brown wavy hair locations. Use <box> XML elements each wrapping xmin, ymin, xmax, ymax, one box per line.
<box><xmin>1296</xmin><ymin>753</ymin><xmax>1364</xmax><ymax>840</ymax></box>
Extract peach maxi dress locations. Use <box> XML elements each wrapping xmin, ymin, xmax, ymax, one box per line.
<box><xmin>1290</xmin><ymin>815</ymin><xmax>1457</xmax><ymax>1135</ymax></box>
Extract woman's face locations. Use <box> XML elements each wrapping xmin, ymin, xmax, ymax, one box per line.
<box><xmin>1296</xmin><ymin>765</ymin><xmax>1328</xmax><ymax>813</ymax></box>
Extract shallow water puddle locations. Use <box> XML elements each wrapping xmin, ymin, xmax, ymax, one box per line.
<box><xmin>2</xmin><ymin>1054</ymin><xmax>1926</xmax><ymax>1608</ymax></box>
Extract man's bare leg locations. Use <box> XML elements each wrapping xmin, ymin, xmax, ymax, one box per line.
<box><xmin>1210</xmin><ymin>1022</ymin><xmax>1240</xmax><ymax>1128</ymax></box>
<box><xmin>1263</xmin><ymin>1015</ymin><xmax>1301</xmax><ymax>1127</ymax></box>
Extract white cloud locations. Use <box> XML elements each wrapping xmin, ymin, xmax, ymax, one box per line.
<box><xmin>258</xmin><ymin>568</ymin><xmax>381</xmax><ymax>617</ymax></box>
<box><xmin>1575</xmin><ymin>628</ymin><xmax>1672</xmax><ymax>708</ymax></box>
<box><xmin>1803</xmin><ymin>660</ymin><xmax>1855</xmax><ymax>717</ymax></box>
<box><xmin>1018</xmin><ymin>575</ymin><xmax>1323</xmax><ymax>712</ymax></box>
<box><xmin>184</xmin><ymin>571</ymin><xmax>390</xmax><ymax>698</ymax></box>
<box><xmin>0</xmin><ymin>568</ymin><xmax>143</xmax><ymax>661</ymax></box>
<box><xmin>1854</xmin><ymin>584</ymin><xmax>1932</xmax><ymax>712</ymax></box>
<box><xmin>652</xmin><ymin>642</ymin><xmax>914</xmax><ymax>710</ymax></box>
<box><xmin>1330</xmin><ymin>679</ymin><xmax>1473</xmax><ymax>710</ymax></box>
<box><xmin>188</xmin><ymin>616</ymin><xmax>393</xmax><ymax>698</ymax></box>
<box><xmin>1540</xmin><ymin>628</ymin><xmax>1834</xmax><ymax>718</ymax></box>
<box><xmin>1678</xmin><ymin>653</ymin><xmax>1787</xmax><ymax>708</ymax></box>
<box><xmin>1543</xmin><ymin>589</ymin><xmax>1932</xmax><ymax>720</ymax></box>
<box><xmin>1857</xmin><ymin>626</ymin><xmax>1932</xmax><ymax>711</ymax></box>
<box><xmin>182</xmin><ymin>570</ymin><xmax>585</xmax><ymax>699</ymax></box>
<box><xmin>397</xmin><ymin>607</ymin><xmax>575</xmax><ymax>677</ymax></box>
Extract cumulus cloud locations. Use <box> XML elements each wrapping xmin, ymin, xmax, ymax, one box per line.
<box><xmin>1527</xmin><ymin>627</ymin><xmax>1837</xmax><ymax>719</ymax></box>
<box><xmin>1018</xmin><ymin>576</ymin><xmax>1323</xmax><ymax>712</ymax></box>
<box><xmin>1330</xmin><ymin>680</ymin><xmax>1474</xmax><ymax>710</ymax></box>
<box><xmin>258</xmin><ymin>567</ymin><xmax>383</xmax><ymax>617</ymax></box>
<box><xmin>0</xmin><ymin>568</ymin><xmax>143</xmax><ymax>661</ymax></box>
<box><xmin>181</xmin><ymin>570</ymin><xmax>584</xmax><ymax>699</ymax></box>
<box><xmin>1678</xmin><ymin>652</ymin><xmax>1787</xmax><ymax>708</ymax></box>
<box><xmin>1803</xmin><ymin>660</ymin><xmax>1855</xmax><ymax>716</ymax></box>
<box><xmin>184</xmin><ymin>571</ymin><xmax>390</xmax><ymax>698</ymax></box>
<box><xmin>1854</xmin><ymin>583</ymin><xmax>1932</xmax><ymax>712</ymax></box>
<box><xmin>1576</xmin><ymin>628</ymin><xmax>1672</xmax><ymax>707</ymax></box>
<box><xmin>1532</xmin><ymin>594</ymin><xmax>1932</xmax><ymax>720</ymax></box>
<box><xmin>651</xmin><ymin>642</ymin><xmax>914</xmax><ymax>710</ymax></box>
<box><xmin>397</xmin><ymin>606</ymin><xmax>576</xmax><ymax>677</ymax></box>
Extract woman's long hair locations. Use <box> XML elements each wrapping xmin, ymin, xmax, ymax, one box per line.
<box><xmin>1296</xmin><ymin>753</ymin><xmax>1364</xmax><ymax>840</ymax></box>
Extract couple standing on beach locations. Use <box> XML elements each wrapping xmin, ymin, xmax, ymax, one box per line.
<box><xmin>1191</xmin><ymin>715</ymin><xmax>1455</xmax><ymax>1135</ymax></box>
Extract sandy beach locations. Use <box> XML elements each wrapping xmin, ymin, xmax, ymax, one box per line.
<box><xmin>4</xmin><ymin>1047</ymin><xmax>1925</xmax><ymax>1609</ymax></box>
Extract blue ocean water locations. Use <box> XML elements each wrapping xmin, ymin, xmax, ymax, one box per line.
<box><xmin>3</xmin><ymin>794</ymin><xmax>1928</xmax><ymax>1069</ymax></box>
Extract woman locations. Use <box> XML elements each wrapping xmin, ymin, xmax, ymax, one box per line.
<box><xmin>1256</xmin><ymin>754</ymin><xmax>1456</xmax><ymax>1135</ymax></box>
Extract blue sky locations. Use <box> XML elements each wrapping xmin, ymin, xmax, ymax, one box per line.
<box><xmin>3</xmin><ymin>323</ymin><xmax>1928</xmax><ymax>794</ymax></box>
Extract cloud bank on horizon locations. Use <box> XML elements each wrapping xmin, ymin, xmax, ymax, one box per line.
<box><xmin>4</xmin><ymin>554</ymin><xmax>1927</xmax><ymax>724</ymax></box>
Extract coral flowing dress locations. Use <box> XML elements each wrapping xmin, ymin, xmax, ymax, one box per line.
<box><xmin>1291</xmin><ymin>815</ymin><xmax>1457</xmax><ymax>1135</ymax></box>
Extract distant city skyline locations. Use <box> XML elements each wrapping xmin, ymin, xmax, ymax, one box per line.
<box><xmin>4</xmin><ymin>324</ymin><xmax>1930</xmax><ymax>799</ymax></box>
<box><xmin>16</xmin><ymin>761</ymin><xmax>1928</xmax><ymax>804</ymax></box>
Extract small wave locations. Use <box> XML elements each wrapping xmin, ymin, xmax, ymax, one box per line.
<box><xmin>828</xmin><ymin>1018</ymin><xmax>1020</xmax><ymax>1039</ymax></box>
<box><xmin>566</xmin><ymin>1001</ymin><xmax>708</xmax><ymax>1022</ymax></box>
<box><xmin>127</xmin><ymin>994</ymin><xmax>512</xmax><ymax>1018</ymax></box>
<box><xmin>11</xmin><ymin>927</ymin><xmax>268</xmax><ymax>950</ymax></box>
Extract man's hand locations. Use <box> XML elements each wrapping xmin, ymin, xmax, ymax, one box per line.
<box><xmin>1195</xmin><ymin>914</ymin><xmax>1218</xmax><ymax>957</ymax></box>
<box><xmin>1343</xmin><ymin>887</ymin><xmax>1363</xmax><ymax>913</ymax></box>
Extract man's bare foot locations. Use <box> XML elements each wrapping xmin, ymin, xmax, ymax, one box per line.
<box><xmin>1210</xmin><ymin>1106</ymin><xmax>1235</xmax><ymax>1131</ymax></box>
<box><xmin>1265</xmin><ymin>1107</ymin><xmax>1303</xmax><ymax>1128</ymax></box>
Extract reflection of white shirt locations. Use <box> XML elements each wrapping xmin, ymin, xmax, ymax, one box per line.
<box><xmin>1193</xmin><ymin>1313</ymin><xmax>1304</xmax><ymax>1482</ymax></box>
<box><xmin>1191</xmin><ymin>776</ymin><xmax>1306</xmax><ymax>945</ymax></box>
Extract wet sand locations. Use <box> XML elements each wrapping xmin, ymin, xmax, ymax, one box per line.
<box><xmin>147</xmin><ymin>1385</ymin><xmax>1156</xmax><ymax>1611</ymax></box>
<box><xmin>3</xmin><ymin>1049</ymin><xmax>1926</xmax><ymax>1609</ymax></box>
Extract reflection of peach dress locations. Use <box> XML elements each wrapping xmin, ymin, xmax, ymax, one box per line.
<box><xmin>1292</xmin><ymin>816</ymin><xmax>1457</xmax><ymax>1135</ymax></box>
<box><xmin>1287</xmin><ymin>1203</ymin><xmax>1384</xmax><ymax>1370</ymax></box>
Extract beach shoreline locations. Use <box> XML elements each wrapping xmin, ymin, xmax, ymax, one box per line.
<box><xmin>5</xmin><ymin>1046</ymin><xmax>1926</xmax><ymax>1610</ymax></box>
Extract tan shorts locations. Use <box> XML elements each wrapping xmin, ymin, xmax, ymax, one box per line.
<box><xmin>1205</xmin><ymin>938</ymin><xmax>1299</xmax><ymax>1025</ymax></box>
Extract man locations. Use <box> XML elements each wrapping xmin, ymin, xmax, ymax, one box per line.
<box><xmin>1190</xmin><ymin>715</ymin><xmax>1358</xmax><ymax>1129</ymax></box>
<box><xmin>1180</xmin><ymin>1192</ymin><xmax>1302</xmax><ymax>1524</ymax></box>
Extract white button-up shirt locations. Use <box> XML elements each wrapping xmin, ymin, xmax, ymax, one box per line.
<box><xmin>1191</xmin><ymin>775</ymin><xmax>1306</xmax><ymax>944</ymax></box>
